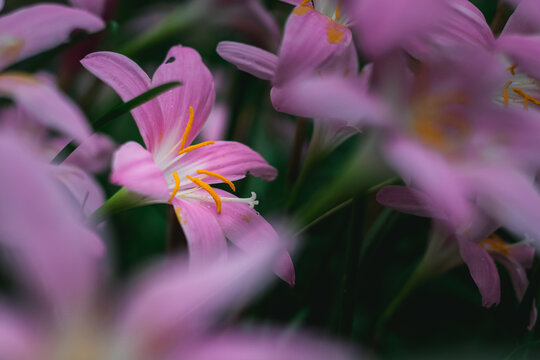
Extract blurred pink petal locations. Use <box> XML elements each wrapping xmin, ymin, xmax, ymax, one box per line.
<box><xmin>200</xmin><ymin>103</ymin><xmax>229</xmax><ymax>141</ymax></box>
<box><xmin>496</xmin><ymin>34</ymin><xmax>540</xmax><ymax>80</ymax></box>
<box><xmin>0</xmin><ymin>73</ymin><xmax>92</xmax><ymax>144</ymax></box>
<box><xmin>502</xmin><ymin>0</ymin><xmax>540</xmax><ymax>35</ymax></box>
<box><xmin>110</xmin><ymin>141</ymin><xmax>169</xmax><ymax>199</ymax></box>
<box><xmin>0</xmin><ymin>4</ymin><xmax>104</xmax><ymax>70</ymax></box>
<box><xmin>376</xmin><ymin>185</ymin><xmax>448</xmax><ymax>221</ymax></box>
<box><xmin>63</xmin><ymin>133</ymin><xmax>116</xmax><ymax>173</ymax></box>
<box><xmin>217</xmin><ymin>41</ymin><xmax>278</xmax><ymax>80</ymax></box>
<box><xmin>0</xmin><ymin>305</ymin><xmax>41</xmax><ymax>360</ymax></box>
<box><xmin>69</xmin><ymin>0</ymin><xmax>106</xmax><ymax>15</ymax></box>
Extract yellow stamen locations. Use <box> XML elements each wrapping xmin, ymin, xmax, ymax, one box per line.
<box><xmin>335</xmin><ymin>2</ymin><xmax>341</xmax><ymax>20</ymax></box>
<box><xmin>513</xmin><ymin>88</ymin><xmax>540</xmax><ymax>109</ymax></box>
<box><xmin>479</xmin><ymin>234</ymin><xmax>510</xmax><ymax>256</ymax></box>
<box><xmin>327</xmin><ymin>20</ymin><xmax>345</xmax><ymax>44</ymax></box>
<box><xmin>186</xmin><ymin>175</ymin><xmax>222</xmax><ymax>213</ymax></box>
<box><xmin>179</xmin><ymin>106</ymin><xmax>195</xmax><ymax>151</ymax></box>
<box><xmin>503</xmin><ymin>81</ymin><xmax>512</xmax><ymax>106</ymax></box>
<box><xmin>196</xmin><ymin>170</ymin><xmax>236</xmax><ymax>192</ymax></box>
<box><xmin>507</xmin><ymin>64</ymin><xmax>517</xmax><ymax>75</ymax></box>
<box><xmin>301</xmin><ymin>0</ymin><xmax>311</xmax><ymax>5</ymax></box>
<box><xmin>168</xmin><ymin>171</ymin><xmax>181</xmax><ymax>203</ymax></box>
<box><xmin>178</xmin><ymin>141</ymin><xmax>215</xmax><ymax>156</ymax></box>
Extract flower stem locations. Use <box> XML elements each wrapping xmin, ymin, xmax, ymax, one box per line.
<box><xmin>88</xmin><ymin>188</ymin><xmax>146</xmax><ymax>226</ymax></box>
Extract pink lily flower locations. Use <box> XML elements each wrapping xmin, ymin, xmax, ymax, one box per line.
<box><xmin>81</xmin><ymin>45</ymin><xmax>295</xmax><ymax>285</ymax></box>
<box><xmin>0</xmin><ymin>137</ymin><xmax>357</xmax><ymax>358</ymax></box>
<box><xmin>377</xmin><ymin>185</ymin><xmax>537</xmax><ymax>328</ymax></box>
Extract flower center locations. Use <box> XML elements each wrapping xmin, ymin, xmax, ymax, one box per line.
<box><xmin>500</xmin><ymin>64</ymin><xmax>540</xmax><ymax>109</ymax></box>
<box><xmin>478</xmin><ymin>234</ymin><xmax>510</xmax><ymax>256</ymax></box>
<box><xmin>294</xmin><ymin>0</ymin><xmax>347</xmax><ymax>44</ymax></box>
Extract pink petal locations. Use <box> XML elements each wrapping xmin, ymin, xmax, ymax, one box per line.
<box><xmin>0</xmin><ymin>304</ymin><xmax>41</xmax><ymax>360</ymax></box>
<box><xmin>0</xmin><ymin>134</ymin><xmax>102</xmax><ymax>312</ymax></box>
<box><xmin>63</xmin><ymin>133</ymin><xmax>116</xmax><ymax>173</ymax></box>
<box><xmin>0</xmin><ymin>73</ymin><xmax>92</xmax><ymax>144</ymax></box>
<box><xmin>217</xmin><ymin>41</ymin><xmax>278</xmax><ymax>81</ymax></box>
<box><xmin>502</xmin><ymin>0</ymin><xmax>540</xmax><ymax>35</ymax></box>
<box><xmin>171</xmin><ymin>140</ymin><xmax>278</xmax><ymax>183</ymax></box>
<box><xmin>172</xmin><ymin>197</ymin><xmax>228</xmax><ymax>267</ymax></box>
<box><xmin>110</xmin><ymin>141</ymin><xmax>169</xmax><ymax>199</ymax></box>
<box><xmin>279</xmin><ymin>0</ymin><xmax>303</xmax><ymax>5</ymax></box>
<box><xmin>118</xmin><ymin>243</ymin><xmax>284</xmax><ymax>353</ymax></box>
<box><xmin>376</xmin><ymin>185</ymin><xmax>448</xmax><ymax>220</ymax></box>
<box><xmin>496</xmin><ymin>34</ymin><xmax>540</xmax><ymax>80</ymax></box>
<box><xmin>170</xmin><ymin>330</ymin><xmax>359</xmax><ymax>360</ymax></box>
<box><xmin>457</xmin><ymin>238</ymin><xmax>501</xmax><ymax>308</ymax></box>
<box><xmin>199</xmin><ymin>103</ymin><xmax>229</xmax><ymax>142</ymax></box>
<box><xmin>214</xmin><ymin>189</ymin><xmax>295</xmax><ymax>286</ymax></box>
<box><xmin>81</xmin><ymin>52</ymin><xmax>164</xmax><ymax>151</ymax></box>
<box><xmin>509</xmin><ymin>244</ymin><xmax>535</xmax><ymax>269</ymax></box>
<box><xmin>152</xmin><ymin>45</ymin><xmax>215</xmax><ymax>152</ymax></box>
<box><xmin>270</xmin><ymin>75</ymin><xmax>385</xmax><ymax>124</ymax></box>
<box><xmin>274</xmin><ymin>5</ymin><xmax>352</xmax><ymax>86</ymax></box>
<box><xmin>492</xmin><ymin>253</ymin><xmax>529</xmax><ymax>301</ymax></box>
<box><xmin>0</xmin><ymin>4</ymin><xmax>104</xmax><ymax>70</ymax></box>
<box><xmin>68</xmin><ymin>0</ymin><xmax>106</xmax><ymax>15</ymax></box>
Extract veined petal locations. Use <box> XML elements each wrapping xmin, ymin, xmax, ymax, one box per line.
<box><xmin>376</xmin><ymin>185</ymin><xmax>448</xmax><ymax>220</ymax></box>
<box><xmin>170</xmin><ymin>141</ymin><xmax>277</xmax><ymax>183</ymax></box>
<box><xmin>502</xmin><ymin>0</ymin><xmax>540</xmax><ymax>35</ymax></box>
<box><xmin>0</xmin><ymin>73</ymin><xmax>91</xmax><ymax>144</ymax></box>
<box><xmin>217</xmin><ymin>41</ymin><xmax>278</xmax><ymax>81</ymax></box>
<box><xmin>152</xmin><ymin>45</ymin><xmax>215</xmax><ymax>156</ymax></box>
<box><xmin>457</xmin><ymin>238</ymin><xmax>501</xmax><ymax>308</ymax></box>
<box><xmin>81</xmin><ymin>52</ymin><xmax>164</xmax><ymax>151</ymax></box>
<box><xmin>214</xmin><ymin>189</ymin><xmax>295</xmax><ymax>286</ymax></box>
<box><xmin>0</xmin><ymin>4</ymin><xmax>104</xmax><ymax>70</ymax></box>
<box><xmin>270</xmin><ymin>75</ymin><xmax>385</xmax><ymax>124</ymax></box>
<box><xmin>496</xmin><ymin>34</ymin><xmax>540</xmax><ymax>80</ymax></box>
<box><xmin>172</xmin><ymin>197</ymin><xmax>227</xmax><ymax>267</ymax></box>
<box><xmin>68</xmin><ymin>0</ymin><xmax>105</xmax><ymax>15</ymax></box>
<box><xmin>274</xmin><ymin>5</ymin><xmax>352</xmax><ymax>86</ymax></box>
<box><xmin>110</xmin><ymin>141</ymin><xmax>169</xmax><ymax>199</ymax></box>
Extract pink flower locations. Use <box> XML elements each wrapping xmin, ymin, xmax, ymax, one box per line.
<box><xmin>81</xmin><ymin>45</ymin><xmax>295</xmax><ymax>285</ymax></box>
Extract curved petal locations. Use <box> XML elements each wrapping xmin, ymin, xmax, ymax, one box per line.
<box><xmin>81</xmin><ymin>52</ymin><xmax>164</xmax><ymax>151</ymax></box>
<box><xmin>502</xmin><ymin>0</ymin><xmax>540</xmax><ymax>35</ymax></box>
<box><xmin>169</xmin><ymin>141</ymin><xmax>278</xmax><ymax>184</ymax></box>
<box><xmin>0</xmin><ymin>4</ymin><xmax>104</xmax><ymax>70</ymax></box>
<box><xmin>492</xmin><ymin>253</ymin><xmax>529</xmax><ymax>301</ymax></box>
<box><xmin>110</xmin><ymin>141</ymin><xmax>169</xmax><ymax>199</ymax></box>
<box><xmin>509</xmin><ymin>244</ymin><xmax>535</xmax><ymax>269</ymax></box>
<box><xmin>457</xmin><ymin>238</ymin><xmax>501</xmax><ymax>307</ymax></box>
<box><xmin>69</xmin><ymin>0</ymin><xmax>105</xmax><ymax>15</ymax></box>
<box><xmin>496</xmin><ymin>34</ymin><xmax>540</xmax><ymax>80</ymax></box>
<box><xmin>214</xmin><ymin>189</ymin><xmax>295</xmax><ymax>286</ymax></box>
<box><xmin>0</xmin><ymin>73</ymin><xmax>91</xmax><ymax>144</ymax></box>
<box><xmin>270</xmin><ymin>75</ymin><xmax>385</xmax><ymax>124</ymax></box>
<box><xmin>376</xmin><ymin>185</ymin><xmax>448</xmax><ymax>220</ymax></box>
<box><xmin>172</xmin><ymin>196</ymin><xmax>227</xmax><ymax>267</ymax></box>
<box><xmin>274</xmin><ymin>5</ymin><xmax>352</xmax><ymax>86</ymax></box>
<box><xmin>217</xmin><ymin>41</ymin><xmax>278</xmax><ymax>81</ymax></box>
<box><xmin>0</xmin><ymin>134</ymin><xmax>102</xmax><ymax>312</ymax></box>
<box><xmin>152</xmin><ymin>45</ymin><xmax>215</xmax><ymax>156</ymax></box>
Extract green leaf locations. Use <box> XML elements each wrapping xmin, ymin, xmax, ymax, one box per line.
<box><xmin>52</xmin><ymin>81</ymin><xmax>181</xmax><ymax>165</ymax></box>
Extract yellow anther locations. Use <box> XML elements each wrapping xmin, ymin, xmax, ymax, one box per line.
<box><xmin>168</xmin><ymin>171</ymin><xmax>181</xmax><ymax>203</ymax></box>
<box><xmin>186</xmin><ymin>175</ymin><xmax>222</xmax><ymax>213</ymax></box>
<box><xmin>179</xmin><ymin>106</ymin><xmax>195</xmax><ymax>151</ymax></box>
<box><xmin>479</xmin><ymin>234</ymin><xmax>510</xmax><ymax>256</ymax></box>
<box><xmin>503</xmin><ymin>81</ymin><xmax>512</xmax><ymax>106</ymax></box>
<box><xmin>507</xmin><ymin>64</ymin><xmax>517</xmax><ymax>75</ymax></box>
<box><xmin>513</xmin><ymin>88</ymin><xmax>540</xmax><ymax>109</ymax></box>
<box><xmin>196</xmin><ymin>170</ymin><xmax>236</xmax><ymax>192</ymax></box>
<box><xmin>178</xmin><ymin>141</ymin><xmax>215</xmax><ymax>156</ymax></box>
<box><xmin>301</xmin><ymin>0</ymin><xmax>311</xmax><ymax>5</ymax></box>
<box><xmin>335</xmin><ymin>2</ymin><xmax>341</xmax><ymax>20</ymax></box>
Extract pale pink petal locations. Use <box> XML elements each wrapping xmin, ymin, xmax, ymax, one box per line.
<box><xmin>172</xmin><ymin>197</ymin><xmax>228</xmax><ymax>267</ymax></box>
<box><xmin>172</xmin><ymin>140</ymin><xmax>277</xmax><ymax>183</ymax></box>
<box><xmin>63</xmin><ymin>133</ymin><xmax>116</xmax><ymax>173</ymax></box>
<box><xmin>69</xmin><ymin>0</ymin><xmax>105</xmax><ymax>15</ymax></box>
<box><xmin>496</xmin><ymin>34</ymin><xmax>540</xmax><ymax>80</ymax></box>
<box><xmin>214</xmin><ymin>189</ymin><xmax>295</xmax><ymax>286</ymax></box>
<box><xmin>0</xmin><ymin>4</ymin><xmax>104</xmax><ymax>70</ymax></box>
<box><xmin>199</xmin><ymin>103</ymin><xmax>229</xmax><ymax>142</ymax></box>
<box><xmin>110</xmin><ymin>141</ymin><xmax>169</xmax><ymax>199</ymax></box>
<box><xmin>502</xmin><ymin>0</ymin><xmax>540</xmax><ymax>35</ymax></box>
<box><xmin>81</xmin><ymin>52</ymin><xmax>164</xmax><ymax>151</ymax></box>
<box><xmin>217</xmin><ymin>41</ymin><xmax>278</xmax><ymax>81</ymax></box>
<box><xmin>0</xmin><ymin>305</ymin><xmax>42</xmax><ymax>360</ymax></box>
<box><xmin>169</xmin><ymin>330</ymin><xmax>359</xmax><ymax>360</ymax></box>
<box><xmin>270</xmin><ymin>76</ymin><xmax>385</xmax><ymax>124</ymax></box>
<box><xmin>152</xmin><ymin>45</ymin><xmax>215</xmax><ymax>152</ymax></box>
<box><xmin>274</xmin><ymin>5</ymin><xmax>352</xmax><ymax>86</ymax></box>
<box><xmin>457</xmin><ymin>238</ymin><xmax>501</xmax><ymax>307</ymax></box>
<box><xmin>118</xmin><ymin>243</ymin><xmax>284</xmax><ymax>353</ymax></box>
<box><xmin>0</xmin><ymin>73</ymin><xmax>91</xmax><ymax>143</ymax></box>
<box><xmin>0</xmin><ymin>134</ymin><xmax>102</xmax><ymax>312</ymax></box>
<box><xmin>376</xmin><ymin>185</ymin><xmax>448</xmax><ymax>220</ymax></box>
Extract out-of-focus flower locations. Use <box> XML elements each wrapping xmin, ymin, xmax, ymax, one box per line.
<box><xmin>0</xmin><ymin>147</ymin><xmax>357</xmax><ymax>358</ymax></box>
<box><xmin>82</xmin><ymin>45</ymin><xmax>295</xmax><ymax>285</ymax></box>
<box><xmin>68</xmin><ymin>0</ymin><xmax>106</xmax><ymax>16</ymax></box>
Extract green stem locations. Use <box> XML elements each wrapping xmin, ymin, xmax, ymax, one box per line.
<box><xmin>88</xmin><ymin>188</ymin><xmax>146</xmax><ymax>226</ymax></box>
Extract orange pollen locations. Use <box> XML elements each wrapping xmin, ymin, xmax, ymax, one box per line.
<box><xmin>178</xmin><ymin>141</ymin><xmax>215</xmax><ymax>156</ymax></box>
<box><xmin>479</xmin><ymin>234</ymin><xmax>510</xmax><ymax>256</ymax></box>
<box><xmin>503</xmin><ymin>81</ymin><xmax>512</xmax><ymax>106</ymax></box>
<box><xmin>168</xmin><ymin>171</ymin><xmax>181</xmax><ymax>203</ymax></box>
<box><xmin>196</xmin><ymin>170</ymin><xmax>236</xmax><ymax>192</ymax></box>
<box><xmin>507</xmin><ymin>64</ymin><xmax>517</xmax><ymax>75</ymax></box>
<box><xmin>301</xmin><ymin>0</ymin><xmax>311</xmax><ymax>5</ymax></box>
<box><xmin>186</xmin><ymin>175</ymin><xmax>222</xmax><ymax>213</ymax></box>
<box><xmin>336</xmin><ymin>2</ymin><xmax>342</xmax><ymax>20</ymax></box>
<box><xmin>294</xmin><ymin>1</ymin><xmax>314</xmax><ymax>15</ymax></box>
<box><xmin>513</xmin><ymin>88</ymin><xmax>540</xmax><ymax>109</ymax></box>
<box><xmin>327</xmin><ymin>20</ymin><xmax>345</xmax><ymax>44</ymax></box>
<box><xmin>179</xmin><ymin>106</ymin><xmax>195</xmax><ymax>151</ymax></box>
